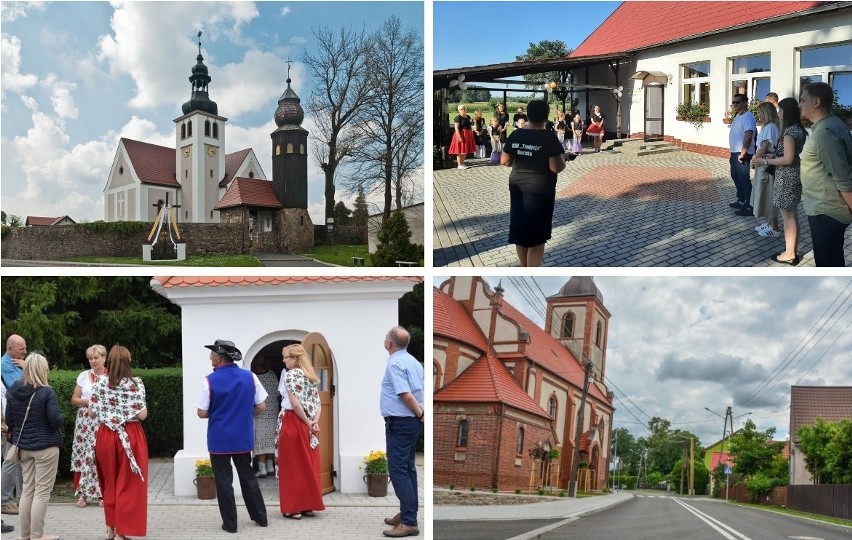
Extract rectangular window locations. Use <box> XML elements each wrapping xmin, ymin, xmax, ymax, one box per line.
<box><xmin>798</xmin><ymin>42</ymin><xmax>852</xmax><ymax>107</ymax></box>
<box><xmin>681</xmin><ymin>61</ymin><xmax>711</xmax><ymax>111</ymax></box>
<box><xmin>729</xmin><ymin>53</ymin><xmax>771</xmax><ymax>103</ymax></box>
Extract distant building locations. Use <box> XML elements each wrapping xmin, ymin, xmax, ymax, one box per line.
<box><xmin>789</xmin><ymin>385</ymin><xmax>852</xmax><ymax>484</ymax></box>
<box><xmin>367</xmin><ymin>203</ymin><xmax>424</xmax><ymax>253</ymax></box>
<box><xmin>24</xmin><ymin>215</ymin><xmax>76</xmax><ymax>227</ymax></box>
<box><xmin>434</xmin><ymin>276</ymin><xmax>614</xmax><ymax>492</ymax></box>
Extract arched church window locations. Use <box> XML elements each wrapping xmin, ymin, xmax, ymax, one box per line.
<box><xmin>213</xmin><ymin>123</ymin><xmax>218</xmax><ymax>139</ymax></box>
<box><xmin>187</xmin><ymin>121</ymin><xmax>192</xmax><ymax>137</ymax></box>
<box><xmin>595</xmin><ymin>322</ymin><xmax>603</xmax><ymax>347</ymax></box>
<box><xmin>516</xmin><ymin>427</ymin><xmax>525</xmax><ymax>454</ymax></box>
<box><xmin>275</xmin><ymin>145</ymin><xmax>281</xmax><ymax>156</ymax></box>
<box><xmin>205</xmin><ymin>120</ymin><xmax>211</xmax><ymax>137</ymax></box>
<box><xmin>561</xmin><ymin>312</ymin><xmax>575</xmax><ymax>338</ymax></box>
<box><xmin>181</xmin><ymin>124</ymin><xmax>186</xmax><ymax>139</ymax></box>
<box><xmin>286</xmin><ymin>143</ymin><xmax>294</xmax><ymax>153</ymax></box>
<box><xmin>119</xmin><ymin>166</ymin><xmax>124</xmax><ymax>175</ymax></box>
<box><xmin>548</xmin><ymin>396</ymin><xmax>558</xmax><ymax>419</ymax></box>
<box><xmin>456</xmin><ymin>420</ymin><xmax>469</xmax><ymax>447</ymax></box>
<box><xmin>300</xmin><ymin>144</ymin><xmax>305</xmax><ymax>154</ymax></box>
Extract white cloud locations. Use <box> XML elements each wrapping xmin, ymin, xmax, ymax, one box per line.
<box><xmin>50</xmin><ymin>82</ymin><xmax>79</xmax><ymax>120</ymax></box>
<box><xmin>289</xmin><ymin>36</ymin><xmax>307</xmax><ymax>45</ymax></box>
<box><xmin>1</xmin><ymin>35</ymin><xmax>38</xmax><ymax>99</ymax></box>
<box><xmin>281</xmin><ymin>7</ymin><xmax>292</xmax><ymax>16</ymax></box>
<box><xmin>117</xmin><ymin>116</ymin><xmax>173</xmax><ymax>148</ymax></box>
<box><xmin>216</xmin><ymin>50</ymin><xmax>299</xmax><ymax>118</ymax></box>
<box><xmin>1</xmin><ymin>1</ymin><xmax>46</xmax><ymax>23</ymax></box>
<box><xmin>97</xmin><ymin>2</ymin><xmax>261</xmax><ymax>110</ymax></box>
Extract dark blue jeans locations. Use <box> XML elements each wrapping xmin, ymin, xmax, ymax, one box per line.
<box><xmin>385</xmin><ymin>416</ymin><xmax>421</xmax><ymax>526</ymax></box>
<box><xmin>730</xmin><ymin>153</ymin><xmax>753</xmax><ymax>205</ymax></box>
<box><xmin>808</xmin><ymin>214</ymin><xmax>850</xmax><ymax>267</ymax></box>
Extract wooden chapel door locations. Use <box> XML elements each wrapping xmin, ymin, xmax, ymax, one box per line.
<box><xmin>301</xmin><ymin>332</ymin><xmax>335</xmax><ymax>494</ymax></box>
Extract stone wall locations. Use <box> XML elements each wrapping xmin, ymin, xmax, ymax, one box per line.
<box><xmin>1</xmin><ymin>222</ymin><xmax>244</xmax><ymax>260</ymax></box>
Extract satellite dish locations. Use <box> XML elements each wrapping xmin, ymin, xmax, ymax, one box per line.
<box><xmin>449</xmin><ymin>74</ymin><xmax>467</xmax><ymax>90</ymax></box>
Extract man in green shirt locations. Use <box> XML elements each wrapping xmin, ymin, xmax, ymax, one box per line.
<box><xmin>799</xmin><ymin>82</ymin><xmax>852</xmax><ymax>266</ymax></box>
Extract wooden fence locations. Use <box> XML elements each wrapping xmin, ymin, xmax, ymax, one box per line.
<box><xmin>788</xmin><ymin>484</ymin><xmax>852</xmax><ymax>520</ymax></box>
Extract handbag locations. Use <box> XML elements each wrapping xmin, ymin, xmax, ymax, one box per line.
<box><xmin>6</xmin><ymin>391</ymin><xmax>37</xmax><ymax>464</ymax></box>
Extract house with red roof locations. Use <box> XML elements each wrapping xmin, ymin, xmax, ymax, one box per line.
<box><xmin>150</xmin><ymin>275</ymin><xmax>421</xmax><ymax>497</ymax></box>
<box><xmin>24</xmin><ymin>215</ymin><xmax>76</xmax><ymax>227</ymax></box>
<box><xmin>571</xmin><ymin>1</ymin><xmax>851</xmax><ymax>153</ymax></box>
<box><xmin>789</xmin><ymin>386</ymin><xmax>852</xmax><ymax>484</ymax></box>
<box><xmin>103</xmin><ymin>37</ymin><xmax>313</xmax><ymax>251</ymax></box>
<box><xmin>434</xmin><ymin>276</ymin><xmax>614</xmax><ymax>492</ymax></box>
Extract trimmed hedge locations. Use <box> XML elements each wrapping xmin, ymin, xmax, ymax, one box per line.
<box><xmin>49</xmin><ymin>368</ymin><xmax>183</xmax><ymax>477</ymax></box>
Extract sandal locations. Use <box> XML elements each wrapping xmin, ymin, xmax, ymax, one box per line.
<box><xmin>104</xmin><ymin>527</ymin><xmax>116</xmax><ymax>540</ymax></box>
<box><xmin>282</xmin><ymin>513</ymin><xmax>302</xmax><ymax>520</ymax></box>
<box><xmin>76</xmin><ymin>496</ymin><xmax>87</xmax><ymax>508</ymax></box>
<box><xmin>301</xmin><ymin>511</ymin><xmax>315</xmax><ymax>517</ymax></box>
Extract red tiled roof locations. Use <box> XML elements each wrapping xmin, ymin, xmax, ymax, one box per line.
<box><xmin>25</xmin><ymin>216</ymin><xmax>70</xmax><ymax>226</ymax></box>
<box><xmin>121</xmin><ymin>138</ymin><xmax>179</xmax><ymax>188</ymax></box>
<box><xmin>433</xmin><ymin>287</ymin><xmax>489</xmax><ymax>352</ymax></box>
<box><xmin>221</xmin><ymin>148</ymin><xmax>253</xmax><ymax>188</ymax></box>
<box><xmin>571</xmin><ymin>2</ymin><xmax>828</xmax><ymax>57</ymax></box>
<box><xmin>214</xmin><ymin>178</ymin><xmax>281</xmax><ymax>210</ymax></box>
<box><xmin>498</xmin><ymin>300</ymin><xmax>611</xmax><ymax>405</ymax></box>
<box><xmin>790</xmin><ymin>386</ymin><xmax>852</xmax><ymax>442</ymax></box>
<box><xmin>710</xmin><ymin>451</ymin><xmax>734</xmax><ymax>470</ymax></box>
<box><xmin>434</xmin><ymin>350</ymin><xmax>551</xmax><ymax>420</ymax></box>
<box><xmin>153</xmin><ymin>276</ymin><xmax>422</xmax><ymax>288</ymax></box>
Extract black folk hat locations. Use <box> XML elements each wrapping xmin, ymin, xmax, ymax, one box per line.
<box><xmin>204</xmin><ymin>339</ymin><xmax>243</xmax><ymax>362</ymax></box>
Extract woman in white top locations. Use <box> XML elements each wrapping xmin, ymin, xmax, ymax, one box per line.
<box><xmin>69</xmin><ymin>344</ymin><xmax>107</xmax><ymax>508</ymax></box>
<box><xmin>750</xmin><ymin>102</ymin><xmax>781</xmax><ymax>236</ymax></box>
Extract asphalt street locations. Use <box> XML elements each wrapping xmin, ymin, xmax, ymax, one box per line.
<box><xmin>543</xmin><ymin>494</ymin><xmax>852</xmax><ymax>540</ymax></box>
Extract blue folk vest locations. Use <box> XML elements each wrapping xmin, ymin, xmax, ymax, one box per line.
<box><xmin>206</xmin><ymin>363</ymin><xmax>255</xmax><ymax>453</ymax></box>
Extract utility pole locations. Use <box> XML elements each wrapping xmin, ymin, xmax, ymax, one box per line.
<box><xmin>679</xmin><ymin>445</ymin><xmax>686</xmax><ymax>495</ymax></box>
<box><xmin>568</xmin><ymin>359</ymin><xmax>594</xmax><ymax>498</ymax></box>
<box><xmin>706</xmin><ymin>405</ymin><xmax>751</xmax><ymax>501</ymax></box>
<box><xmin>689</xmin><ymin>437</ymin><xmax>695</xmax><ymax>496</ymax></box>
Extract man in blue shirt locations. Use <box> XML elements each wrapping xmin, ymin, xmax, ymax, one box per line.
<box><xmin>1</xmin><ymin>334</ymin><xmax>26</xmax><ymax>516</ymax></box>
<box><xmin>380</xmin><ymin>326</ymin><xmax>424</xmax><ymax>538</ymax></box>
<box><xmin>197</xmin><ymin>339</ymin><xmax>268</xmax><ymax>533</ymax></box>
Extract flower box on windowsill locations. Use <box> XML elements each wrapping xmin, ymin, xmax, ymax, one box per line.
<box><xmin>676</xmin><ymin>116</ymin><xmax>711</xmax><ymax>123</ymax></box>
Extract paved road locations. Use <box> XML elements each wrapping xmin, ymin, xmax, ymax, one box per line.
<box><xmin>543</xmin><ymin>494</ymin><xmax>852</xmax><ymax>540</ymax></box>
<box><xmin>434</xmin><ymin>147</ymin><xmax>852</xmax><ymax>267</ymax></box>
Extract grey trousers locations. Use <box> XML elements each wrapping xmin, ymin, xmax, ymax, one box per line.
<box><xmin>1</xmin><ymin>437</ymin><xmax>23</xmax><ymax>505</ymax></box>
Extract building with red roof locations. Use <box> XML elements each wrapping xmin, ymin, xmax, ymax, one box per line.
<box><xmin>434</xmin><ymin>276</ymin><xmax>614</xmax><ymax>492</ymax></box>
<box><xmin>24</xmin><ymin>215</ymin><xmax>76</xmax><ymax>227</ymax></box>
<box><xmin>103</xmin><ymin>35</ymin><xmax>313</xmax><ymax>251</ymax></box>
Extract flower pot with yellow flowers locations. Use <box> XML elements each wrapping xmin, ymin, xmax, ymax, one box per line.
<box><xmin>362</xmin><ymin>450</ymin><xmax>390</xmax><ymax>497</ymax></box>
<box><xmin>194</xmin><ymin>458</ymin><xmax>216</xmax><ymax>500</ymax></box>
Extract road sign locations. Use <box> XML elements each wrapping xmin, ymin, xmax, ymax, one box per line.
<box><xmin>724</xmin><ymin>466</ymin><xmax>732</xmax><ymax>475</ymax></box>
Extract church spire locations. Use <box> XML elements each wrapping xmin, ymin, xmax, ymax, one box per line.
<box><xmin>181</xmin><ymin>30</ymin><xmax>218</xmax><ymax>115</ymax></box>
<box><xmin>274</xmin><ymin>58</ymin><xmax>304</xmax><ymax>128</ymax></box>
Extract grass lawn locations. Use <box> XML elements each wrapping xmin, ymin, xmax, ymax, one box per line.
<box><xmin>297</xmin><ymin>244</ymin><xmax>372</xmax><ymax>267</ymax></box>
<box><xmin>68</xmin><ymin>254</ymin><xmax>264</xmax><ymax>266</ymax></box>
<box><xmin>732</xmin><ymin>501</ymin><xmax>852</xmax><ymax>528</ymax></box>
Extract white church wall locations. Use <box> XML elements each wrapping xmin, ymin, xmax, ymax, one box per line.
<box><xmin>154</xmin><ymin>279</ymin><xmax>415</xmax><ymax>496</ymax></box>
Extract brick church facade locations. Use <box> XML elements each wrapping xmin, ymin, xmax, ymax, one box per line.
<box><xmin>434</xmin><ymin>276</ymin><xmax>615</xmax><ymax>492</ymax></box>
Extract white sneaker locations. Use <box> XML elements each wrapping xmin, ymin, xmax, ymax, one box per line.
<box><xmin>457</xmin><ymin>164</ymin><xmax>468</xmax><ymax>170</ymax></box>
<box><xmin>758</xmin><ymin>227</ymin><xmax>781</xmax><ymax>237</ymax></box>
<box><xmin>255</xmin><ymin>462</ymin><xmax>267</xmax><ymax>477</ymax></box>
<box><xmin>755</xmin><ymin>223</ymin><xmax>771</xmax><ymax>234</ymax></box>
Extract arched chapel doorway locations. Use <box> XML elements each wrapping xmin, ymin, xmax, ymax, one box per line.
<box><xmin>248</xmin><ymin>331</ymin><xmax>336</xmax><ymax>494</ymax></box>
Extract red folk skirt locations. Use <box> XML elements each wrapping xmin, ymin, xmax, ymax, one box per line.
<box><xmin>448</xmin><ymin>129</ymin><xmax>476</xmax><ymax>155</ymax></box>
<box><xmin>95</xmin><ymin>422</ymin><xmax>148</xmax><ymax>537</ymax></box>
<box><xmin>277</xmin><ymin>412</ymin><xmax>325</xmax><ymax>514</ymax></box>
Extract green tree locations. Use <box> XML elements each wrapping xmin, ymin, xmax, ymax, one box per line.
<box><xmin>333</xmin><ymin>200</ymin><xmax>353</xmax><ymax>226</ymax></box>
<box><xmin>824</xmin><ymin>419</ymin><xmax>852</xmax><ymax>484</ymax></box>
<box><xmin>515</xmin><ymin>40</ymin><xmax>571</xmax><ymax>96</ymax></box>
<box><xmin>398</xmin><ymin>282</ymin><xmax>424</xmax><ymax>364</ymax></box>
<box><xmin>371</xmin><ymin>210</ymin><xmax>421</xmax><ymax>267</ymax></box>
<box><xmin>797</xmin><ymin>418</ymin><xmax>834</xmax><ymax>484</ymax></box>
<box><xmin>728</xmin><ymin>419</ymin><xmax>782</xmax><ymax>478</ymax></box>
<box><xmin>668</xmin><ymin>457</ymin><xmax>710</xmax><ymax>495</ymax></box>
<box><xmin>352</xmin><ymin>186</ymin><xmax>369</xmax><ymax>227</ymax></box>
<box><xmin>1</xmin><ymin>277</ymin><xmax>181</xmax><ymax>369</ymax></box>
<box><xmin>612</xmin><ymin>428</ymin><xmax>639</xmax><ymax>476</ymax></box>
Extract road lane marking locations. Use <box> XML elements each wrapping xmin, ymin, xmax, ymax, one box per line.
<box><xmin>788</xmin><ymin>537</ymin><xmax>824</xmax><ymax>539</ymax></box>
<box><xmin>674</xmin><ymin>499</ymin><xmax>753</xmax><ymax>540</ymax></box>
<box><xmin>503</xmin><ymin>517</ymin><xmax>579</xmax><ymax>540</ymax></box>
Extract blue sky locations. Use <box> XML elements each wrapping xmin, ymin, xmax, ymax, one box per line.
<box><xmin>433</xmin><ymin>1</ymin><xmax>619</xmax><ymax>69</ymax></box>
<box><xmin>434</xmin><ymin>276</ymin><xmax>852</xmax><ymax>445</ymax></box>
<box><xmin>1</xmin><ymin>1</ymin><xmax>423</xmax><ymax>223</ymax></box>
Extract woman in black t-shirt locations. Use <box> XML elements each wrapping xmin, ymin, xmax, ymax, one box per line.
<box><xmin>501</xmin><ymin>99</ymin><xmax>568</xmax><ymax>267</ymax></box>
<box><xmin>495</xmin><ymin>103</ymin><xmax>510</xmax><ymax>143</ymax></box>
<box><xmin>448</xmin><ymin>105</ymin><xmax>476</xmax><ymax>169</ymax></box>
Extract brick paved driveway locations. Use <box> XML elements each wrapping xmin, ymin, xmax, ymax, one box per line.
<box><xmin>433</xmin><ymin>149</ymin><xmax>852</xmax><ymax>267</ymax></box>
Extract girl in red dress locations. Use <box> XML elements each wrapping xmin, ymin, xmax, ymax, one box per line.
<box><xmin>448</xmin><ymin>105</ymin><xmax>476</xmax><ymax>169</ymax></box>
<box><xmin>90</xmin><ymin>345</ymin><xmax>148</xmax><ymax>540</ymax></box>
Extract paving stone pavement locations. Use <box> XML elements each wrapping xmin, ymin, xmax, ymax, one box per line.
<box><xmin>433</xmin><ymin>147</ymin><xmax>852</xmax><ymax>267</ymax></box>
<box><xmin>1</xmin><ymin>458</ymin><xmax>425</xmax><ymax>540</ymax></box>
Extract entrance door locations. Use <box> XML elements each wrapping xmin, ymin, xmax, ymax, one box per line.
<box><xmin>644</xmin><ymin>85</ymin><xmax>664</xmax><ymax>141</ymax></box>
<box><xmin>301</xmin><ymin>332</ymin><xmax>335</xmax><ymax>494</ymax></box>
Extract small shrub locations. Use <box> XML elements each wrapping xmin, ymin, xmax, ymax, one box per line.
<box><xmin>469</xmin><ymin>486</ymin><xmax>476</xmax><ymax>492</ymax></box>
<box><xmin>448</xmin><ymin>484</ymin><xmax>455</xmax><ymax>490</ymax></box>
<box><xmin>514</xmin><ymin>489</ymin><xmax>521</xmax><ymax>494</ymax></box>
<box><xmin>559</xmin><ymin>490</ymin><xmax>567</xmax><ymax>497</ymax></box>
<box><xmin>537</xmin><ymin>488</ymin><xmax>545</xmax><ymax>496</ymax></box>
<box><xmin>491</xmin><ymin>487</ymin><xmax>498</xmax><ymax>493</ymax></box>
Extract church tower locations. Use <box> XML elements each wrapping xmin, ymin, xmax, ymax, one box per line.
<box><xmin>544</xmin><ymin>277</ymin><xmax>611</xmax><ymax>381</ymax></box>
<box><xmin>271</xmin><ymin>63</ymin><xmax>309</xmax><ymax>208</ymax></box>
<box><xmin>174</xmin><ymin>31</ymin><xmax>227</xmax><ymax>223</ymax></box>
<box><xmin>270</xmin><ymin>63</ymin><xmax>314</xmax><ymax>250</ymax></box>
